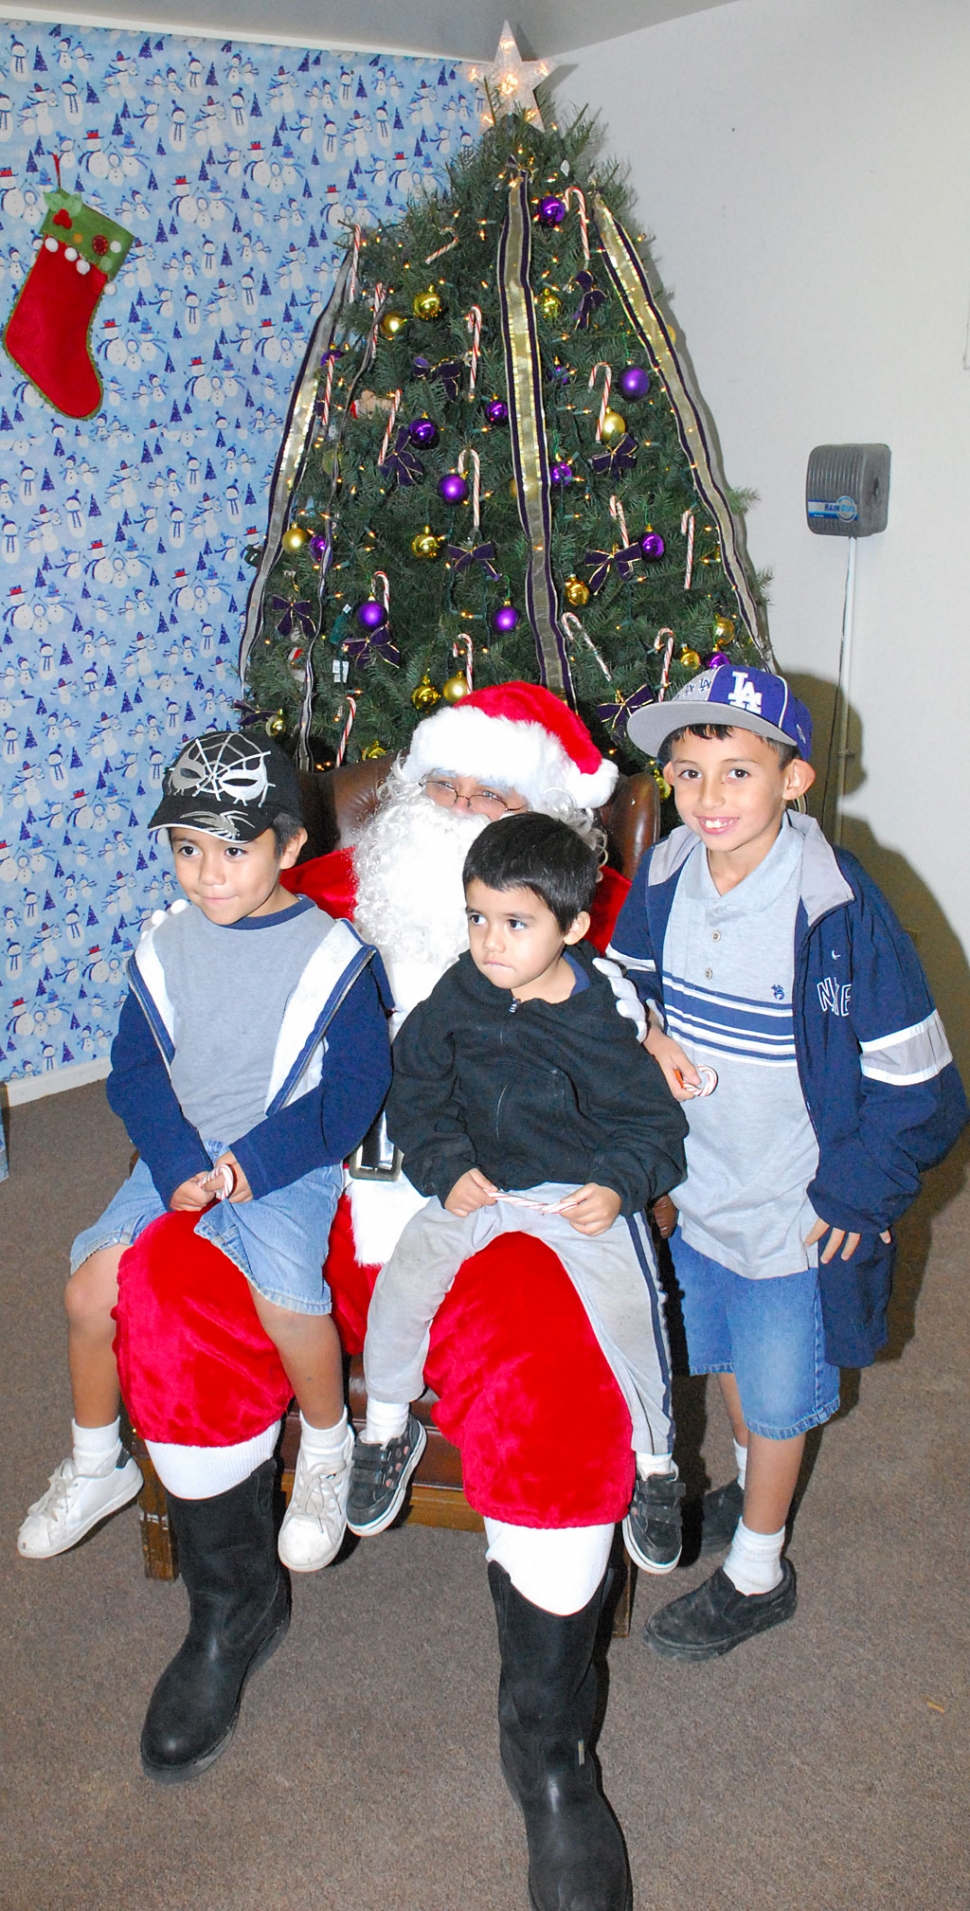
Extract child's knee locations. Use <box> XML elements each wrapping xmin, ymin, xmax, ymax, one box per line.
<box><xmin>65</xmin><ymin>1250</ymin><xmax>119</xmax><ymax>1331</ymax></box>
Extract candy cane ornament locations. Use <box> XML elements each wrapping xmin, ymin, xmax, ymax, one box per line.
<box><xmin>561</xmin><ymin>609</ymin><xmax>612</xmax><ymax>680</ymax></box>
<box><xmin>377</xmin><ymin>389</ymin><xmax>402</xmax><ymax>467</ymax></box>
<box><xmin>563</xmin><ymin>187</ymin><xmax>590</xmax><ymax>264</ymax></box>
<box><xmin>609</xmin><ymin>494</ymin><xmax>631</xmax><ymax>549</ymax></box>
<box><xmin>589</xmin><ymin>361</ymin><xmax>612</xmax><ymax>441</ymax></box>
<box><xmin>681</xmin><ymin>508</ymin><xmax>695</xmax><ymax>592</ymax></box>
<box><xmin>654</xmin><ymin>627</ymin><xmax>677</xmax><ymax>700</ymax></box>
<box><xmin>335</xmin><ymin>694</ymin><xmax>357</xmax><ymax>767</ymax></box>
<box><xmin>370</xmin><ymin>569</ymin><xmax>390</xmax><ymax>616</ymax></box>
<box><xmin>457</xmin><ymin>447</ymin><xmax>481</xmax><ymax>531</ymax></box>
<box><xmin>452</xmin><ymin>633</ymin><xmax>474</xmax><ymax>693</ymax></box>
<box><xmin>464</xmin><ymin>304</ymin><xmax>483</xmax><ymax>398</ymax></box>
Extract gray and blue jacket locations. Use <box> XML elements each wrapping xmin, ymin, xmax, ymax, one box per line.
<box><xmin>609</xmin><ymin>814</ymin><xmax>968</xmax><ymax>1365</ymax></box>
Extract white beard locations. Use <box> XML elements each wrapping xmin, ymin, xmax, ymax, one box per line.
<box><xmin>353</xmin><ymin>773</ymin><xmax>488</xmax><ymax>1018</ymax></box>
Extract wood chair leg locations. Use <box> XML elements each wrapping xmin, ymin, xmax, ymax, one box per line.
<box><xmin>610</xmin><ymin>1537</ymin><xmax>635</xmax><ymax>1638</ymax></box>
<box><xmin>124</xmin><ymin>1423</ymin><xmax>179</xmax><ymax>1582</ymax></box>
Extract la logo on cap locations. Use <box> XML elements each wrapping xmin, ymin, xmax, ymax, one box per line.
<box><xmin>724</xmin><ymin>671</ymin><xmax>764</xmax><ymax>715</ymax></box>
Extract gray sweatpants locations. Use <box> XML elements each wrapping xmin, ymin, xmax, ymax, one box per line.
<box><xmin>363</xmin><ymin>1182</ymin><xmax>674</xmax><ymax>1456</ymax></box>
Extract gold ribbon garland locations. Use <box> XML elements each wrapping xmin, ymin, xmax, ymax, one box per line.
<box><xmin>498</xmin><ymin>176</ymin><xmax>572</xmax><ymax>700</ymax></box>
<box><xmin>238</xmin><ymin>248</ymin><xmax>357</xmax><ymax>685</ymax></box>
<box><xmin>591</xmin><ymin>194</ymin><xmax>771</xmax><ymax>663</ymax></box>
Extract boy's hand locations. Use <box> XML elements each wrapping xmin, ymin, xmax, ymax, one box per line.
<box><xmin>558</xmin><ymin>1184</ymin><xmax>623</xmax><ymax>1236</ymax></box>
<box><xmin>806</xmin><ymin>1217</ymin><xmax>893</xmax><ymax>1263</ymax></box>
<box><xmin>211</xmin><ymin>1150</ymin><xmax>252</xmax><ymax>1204</ymax></box>
<box><xmin>169</xmin><ymin>1172</ymin><xmax>216</xmax><ymax>1212</ymax></box>
<box><xmin>445</xmin><ymin>1168</ymin><xmax>499</xmax><ymax>1216</ymax></box>
<box><xmin>644</xmin><ymin>1024</ymin><xmax>702</xmax><ymax>1102</ymax></box>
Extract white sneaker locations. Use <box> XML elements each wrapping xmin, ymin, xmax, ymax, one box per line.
<box><xmin>278</xmin><ymin>1427</ymin><xmax>355</xmax><ymax>1573</ymax></box>
<box><xmin>18</xmin><ymin>1452</ymin><xmax>143</xmax><ymax>1559</ymax></box>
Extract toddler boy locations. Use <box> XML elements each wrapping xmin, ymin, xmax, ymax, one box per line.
<box><xmin>610</xmin><ymin>665</ymin><xmax>967</xmax><ymax>1658</ymax></box>
<box><xmin>346</xmin><ymin>811</ymin><xmax>690</xmax><ymax>1573</ymax></box>
<box><xmin>19</xmin><ymin>729</ymin><xmax>391</xmax><ymax>1576</ymax></box>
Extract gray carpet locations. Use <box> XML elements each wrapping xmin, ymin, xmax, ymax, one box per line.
<box><xmin>2</xmin><ymin>1083</ymin><xmax>967</xmax><ymax>1911</ymax></box>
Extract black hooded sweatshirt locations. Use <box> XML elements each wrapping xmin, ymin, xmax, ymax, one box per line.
<box><xmin>385</xmin><ymin>942</ymin><xmax>687</xmax><ymax>1216</ymax></box>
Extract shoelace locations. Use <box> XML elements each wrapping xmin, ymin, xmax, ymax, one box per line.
<box><xmin>292</xmin><ymin>1452</ymin><xmax>347</xmax><ymax>1522</ymax></box>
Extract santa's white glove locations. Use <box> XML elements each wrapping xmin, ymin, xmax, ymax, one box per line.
<box><xmin>592</xmin><ymin>956</ymin><xmax>647</xmax><ymax>1044</ymax></box>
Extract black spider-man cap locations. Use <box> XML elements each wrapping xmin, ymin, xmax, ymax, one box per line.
<box><xmin>147</xmin><ymin>730</ymin><xmax>303</xmax><ymax>843</ymax></box>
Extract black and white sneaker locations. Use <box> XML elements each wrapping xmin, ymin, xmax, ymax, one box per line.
<box><xmin>346</xmin><ymin>1414</ymin><xmax>427</xmax><ymax>1537</ymax></box>
<box><xmin>622</xmin><ymin>1469</ymin><xmax>685</xmax><ymax>1574</ymax></box>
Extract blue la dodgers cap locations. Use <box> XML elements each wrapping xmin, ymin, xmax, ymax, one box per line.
<box><xmin>627</xmin><ymin>663</ymin><xmax>813</xmax><ymax>764</ymax></box>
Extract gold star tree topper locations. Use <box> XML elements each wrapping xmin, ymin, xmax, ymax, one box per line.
<box><xmin>467</xmin><ymin>22</ymin><xmax>557</xmax><ymax>129</ymax></box>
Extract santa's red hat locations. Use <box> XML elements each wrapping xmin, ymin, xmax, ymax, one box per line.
<box><xmin>401</xmin><ymin>681</ymin><xmax>617</xmax><ymax>812</ymax></box>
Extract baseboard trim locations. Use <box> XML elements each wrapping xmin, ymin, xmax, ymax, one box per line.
<box><xmin>3</xmin><ymin>1057</ymin><xmax>111</xmax><ymax>1106</ymax></box>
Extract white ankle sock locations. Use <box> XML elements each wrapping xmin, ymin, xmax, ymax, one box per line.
<box><xmin>299</xmin><ymin>1408</ymin><xmax>349</xmax><ymax>1460</ymax></box>
<box><xmin>733</xmin><ymin>1438</ymin><xmax>748</xmax><ymax>1488</ymax></box>
<box><xmin>71</xmin><ymin>1417</ymin><xmax>122</xmax><ymax>1476</ymax></box>
<box><xmin>363</xmin><ymin>1398</ymin><xmax>409</xmax><ymax>1444</ymax></box>
<box><xmin>723</xmin><ymin>1519</ymin><xmax>785</xmax><ymax>1596</ymax></box>
<box><xmin>636</xmin><ymin>1452</ymin><xmax>676</xmax><ymax>1480</ymax></box>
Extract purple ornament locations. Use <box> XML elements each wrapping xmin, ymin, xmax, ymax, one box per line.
<box><xmin>640</xmin><ymin>532</ymin><xmax>666</xmax><ymax>561</ymax></box>
<box><xmin>412</xmin><ymin>355</ymin><xmax>431</xmax><ymax>375</ymax></box>
<box><xmin>484</xmin><ymin>398</ymin><xmax>508</xmax><ymax>425</ymax></box>
<box><xmin>438</xmin><ymin>471</ymin><xmax>469</xmax><ymax>505</ymax></box>
<box><xmin>356</xmin><ymin>598</ymin><xmax>387</xmax><ymax>631</ymax></box>
<box><xmin>537</xmin><ymin>195</ymin><xmax>567</xmax><ymax>228</ymax></box>
<box><xmin>408</xmin><ymin>415</ymin><xmax>439</xmax><ymax>448</ymax></box>
<box><xmin>618</xmin><ymin>365</ymin><xmax>651</xmax><ymax>401</ymax></box>
<box><xmin>705</xmin><ymin>650</ymin><xmax>731</xmax><ymax>670</ymax></box>
<box><xmin>550</xmin><ymin>461</ymin><xmax>574</xmax><ymax>486</ymax></box>
<box><xmin>491</xmin><ymin>603</ymin><xmax>519</xmax><ymax>634</ymax></box>
<box><xmin>309</xmin><ymin>533</ymin><xmax>328</xmax><ymax>559</ymax></box>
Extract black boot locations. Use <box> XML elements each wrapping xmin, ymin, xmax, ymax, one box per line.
<box><xmin>141</xmin><ymin>1459</ymin><xmax>290</xmax><ymax>1783</ymax></box>
<box><xmin>488</xmin><ymin>1562</ymin><xmax>632</xmax><ymax>1911</ymax></box>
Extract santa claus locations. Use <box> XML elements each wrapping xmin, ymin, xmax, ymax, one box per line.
<box><xmin>116</xmin><ymin>683</ymin><xmax>666</xmax><ymax>1911</ymax></box>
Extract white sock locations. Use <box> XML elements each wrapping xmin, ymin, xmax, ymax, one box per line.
<box><xmin>71</xmin><ymin>1417</ymin><xmax>121</xmax><ymax>1476</ymax></box>
<box><xmin>363</xmin><ymin>1398</ymin><xmax>409</xmax><ymax>1444</ymax></box>
<box><xmin>723</xmin><ymin>1519</ymin><xmax>785</xmax><ymax>1596</ymax></box>
<box><xmin>733</xmin><ymin>1438</ymin><xmax>748</xmax><ymax>1488</ymax></box>
<box><xmin>299</xmin><ymin>1407</ymin><xmax>349</xmax><ymax>1461</ymax></box>
<box><xmin>636</xmin><ymin>1452</ymin><xmax>676</xmax><ymax>1480</ymax></box>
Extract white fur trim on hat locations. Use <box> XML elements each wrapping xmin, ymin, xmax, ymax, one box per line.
<box><xmin>401</xmin><ymin>704</ymin><xmax>617</xmax><ymax>811</ymax></box>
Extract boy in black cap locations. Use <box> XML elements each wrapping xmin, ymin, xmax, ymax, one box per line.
<box><xmin>19</xmin><ymin>731</ymin><xmax>391</xmax><ymax>1599</ymax></box>
<box><xmin>610</xmin><ymin>665</ymin><xmax>966</xmax><ymax>1659</ymax></box>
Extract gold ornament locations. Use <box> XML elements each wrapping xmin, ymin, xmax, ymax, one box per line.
<box><xmin>412</xmin><ymin>285</ymin><xmax>443</xmax><ymax>320</ymax></box>
<box><xmin>411</xmin><ymin>672</ymin><xmax>441</xmax><ymax>713</ymax></box>
<box><xmin>680</xmin><ymin>647</ymin><xmax>702</xmax><ymax>672</ymax></box>
<box><xmin>563</xmin><ymin>576</ymin><xmax>590</xmax><ymax>609</ymax></box>
<box><xmin>713</xmin><ymin>614</ymin><xmax>736</xmax><ymax>646</ymax></box>
<box><xmin>265</xmin><ymin>711</ymin><xmax>286</xmax><ymax>739</ymax></box>
<box><xmin>441</xmin><ymin>672</ymin><xmax>470</xmax><ymax>705</ymax></box>
<box><xmin>379</xmin><ymin>309</ymin><xmax>408</xmax><ymax>340</ymax></box>
<box><xmin>599</xmin><ymin>408</ymin><xmax>627</xmax><ymax>443</ymax></box>
<box><xmin>360</xmin><ymin>741</ymin><xmax>386</xmax><ymax>760</ymax></box>
<box><xmin>537</xmin><ymin>287</ymin><xmax>561</xmax><ymax>320</ymax></box>
<box><xmin>281</xmin><ymin>526</ymin><xmax>308</xmax><ymax>553</ymax></box>
<box><xmin>410</xmin><ymin>525</ymin><xmax>445</xmax><ymax>560</ymax></box>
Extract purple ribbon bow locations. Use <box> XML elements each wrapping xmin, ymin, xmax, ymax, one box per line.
<box><xmin>590</xmin><ymin>432</ymin><xmax>638</xmax><ymax>476</ymax></box>
<box><xmin>379</xmin><ymin>426</ymin><xmax>425</xmax><ymax>488</ymax></box>
<box><xmin>416</xmin><ymin>357</ymin><xmax>465</xmax><ymax>401</ymax></box>
<box><xmin>447</xmin><ymin>541</ymin><xmax>500</xmax><ymax>581</ymax></box>
<box><xmin>270</xmin><ymin>595</ymin><xmax>317</xmax><ymax>640</ymax></box>
<box><xmin>583</xmin><ymin>543</ymin><xmax>642</xmax><ymax>593</ymax></box>
<box><xmin>344</xmin><ymin>626</ymin><xmax>400</xmax><ymax>668</ymax></box>
<box><xmin>573</xmin><ymin>269</ymin><xmax>607</xmax><ymax>329</ymax></box>
<box><xmin>596</xmin><ymin>682</ymin><xmax>655</xmax><ymax>735</ymax></box>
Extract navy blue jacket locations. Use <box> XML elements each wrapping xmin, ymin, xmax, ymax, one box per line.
<box><xmin>609</xmin><ymin>815</ymin><xmax>968</xmax><ymax>1366</ymax></box>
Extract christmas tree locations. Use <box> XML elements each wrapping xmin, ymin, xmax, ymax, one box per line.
<box><xmin>241</xmin><ymin>104</ymin><xmax>771</xmax><ymax>773</ymax></box>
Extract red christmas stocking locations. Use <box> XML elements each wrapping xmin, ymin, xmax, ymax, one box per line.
<box><xmin>3</xmin><ymin>189</ymin><xmax>133</xmax><ymax>419</ymax></box>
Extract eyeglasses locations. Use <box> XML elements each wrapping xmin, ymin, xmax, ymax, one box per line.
<box><xmin>422</xmin><ymin>776</ymin><xmax>523</xmax><ymax>818</ymax></box>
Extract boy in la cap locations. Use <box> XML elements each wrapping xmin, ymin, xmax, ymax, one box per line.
<box><xmin>19</xmin><ymin>730</ymin><xmax>391</xmax><ymax>1608</ymax></box>
<box><xmin>610</xmin><ymin>664</ymin><xmax>967</xmax><ymax>1659</ymax></box>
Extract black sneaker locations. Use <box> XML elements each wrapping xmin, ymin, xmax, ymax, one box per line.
<box><xmin>346</xmin><ymin>1414</ymin><xmax>427</xmax><ymax>1537</ymax></box>
<box><xmin>697</xmin><ymin>1477</ymin><xmax>745</xmax><ymax>1557</ymax></box>
<box><xmin>622</xmin><ymin>1470</ymin><xmax>685</xmax><ymax>1574</ymax></box>
<box><xmin>644</xmin><ymin>1560</ymin><xmax>797</xmax><ymax>1661</ymax></box>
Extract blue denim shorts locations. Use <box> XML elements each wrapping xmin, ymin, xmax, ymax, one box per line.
<box><xmin>71</xmin><ymin>1145</ymin><xmax>342</xmax><ymax>1316</ymax></box>
<box><xmin>669</xmin><ymin>1230</ymin><xmax>840</xmax><ymax>1439</ymax></box>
